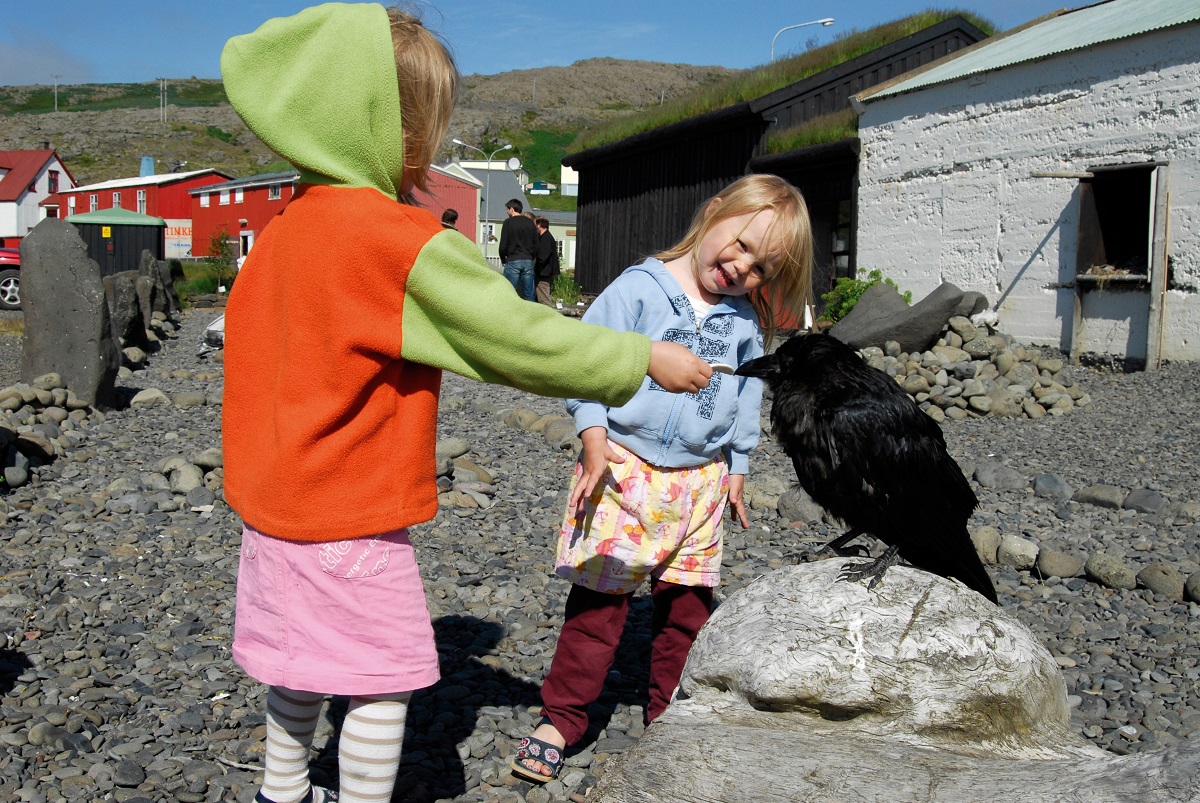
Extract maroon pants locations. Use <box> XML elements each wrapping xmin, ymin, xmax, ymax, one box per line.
<box><xmin>539</xmin><ymin>579</ymin><xmax>713</xmax><ymax>745</ymax></box>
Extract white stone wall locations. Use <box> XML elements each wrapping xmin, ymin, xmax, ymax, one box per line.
<box><xmin>856</xmin><ymin>25</ymin><xmax>1200</xmax><ymax>361</ymax></box>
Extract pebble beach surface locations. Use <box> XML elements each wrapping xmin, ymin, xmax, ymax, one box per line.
<box><xmin>2</xmin><ymin>307</ymin><xmax>1200</xmax><ymax>803</ymax></box>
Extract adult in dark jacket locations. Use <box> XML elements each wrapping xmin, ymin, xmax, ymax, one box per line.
<box><xmin>534</xmin><ymin>216</ymin><xmax>560</xmax><ymax>306</ymax></box>
<box><xmin>499</xmin><ymin>198</ymin><xmax>538</xmax><ymax>301</ymax></box>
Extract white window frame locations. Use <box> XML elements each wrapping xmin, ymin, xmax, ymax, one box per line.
<box><xmin>112</xmin><ymin>191</ymin><xmax>121</xmax><ymax>208</ymax></box>
<box><xmin>137</xmin><ymin>189</ymin><xmax>147</xmax><ymax>214</ymax></box>
<box><xmin>219</xmin><ymin>189</ymin><xmax>231</xmax><ymax>206</ymax></box>
<box><xmin>268</xmin><ymin>183</ymin><xmax>282</xmax><ymax>200</ymax></box>
<box><xmin>68</xmin><ymin>196</ymin><xmax>76</xmax><ymax>215</ymax></box>
<box><xmin>235</xmin><ymin>188</ymin><xmax>244</xmax><ymax>203</ymax></box>
<box><xmin>89</xmin><ymin>194</ymin><xmax>98</xmax><ymax>212</ymax></box>
<box><xmin>200</xmin><ymin>192</ymin><xmax>210</xmax><ymax>208</ymax></box>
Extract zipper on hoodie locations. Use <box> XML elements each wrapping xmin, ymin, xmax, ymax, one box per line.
<box><xmin>655</xmin><ymin>392</ymin><xmax>685</xmax><ymax>465</ymax></box>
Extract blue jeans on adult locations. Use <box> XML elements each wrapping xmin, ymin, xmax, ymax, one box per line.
<box><xmin>503</xmin><ymin>259</ymin><xmax>535</xmax><ymax>302</ymax></box>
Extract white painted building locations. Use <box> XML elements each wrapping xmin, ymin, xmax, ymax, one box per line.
<box><xmin>853</xmin><ymin>0</ymin><xmax>1200</xmax><ymax>366</ymax></box>
<box><xmin>0</xmin><ymin>149</ymin><xmax>75</xmax><ymax>246</ymax></box>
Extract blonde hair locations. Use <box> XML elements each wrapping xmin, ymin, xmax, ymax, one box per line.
<box><xmin>656</xmin><ymin>174</ymin><xmax>813</xmax><ymax>347</ymax></box>
<box><xmin>387</xmin><ymin>6</ymin><xmax>459</xmax><ymax>194</ymax></box>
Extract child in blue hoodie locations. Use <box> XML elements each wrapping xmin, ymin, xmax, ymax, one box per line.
<box><xmin>511</xmin><ymin>174</ymin><xmax>814</xmax><ymax>783</ymax></box>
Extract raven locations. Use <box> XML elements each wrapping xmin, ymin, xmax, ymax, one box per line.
<box><xmin>737</xmin><ymin>333</ymin><xmax>998</xmax><ymax>603</ymax></box>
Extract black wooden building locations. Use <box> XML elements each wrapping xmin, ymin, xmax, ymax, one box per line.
<box><xmin>66</xmin><ymin>208</ymin><xmax>166</xmax><ymax>277</ymax></box>
<box><xmin>563</xmin><ymin>16</ymin><xmax>988</xmax><ymax>309</ymax></box>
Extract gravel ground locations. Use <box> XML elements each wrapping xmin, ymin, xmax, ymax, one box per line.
<box><xmin>1</xmin><ymin>307</ymin><xmax>1199</xmax><ymax>802</ymax></box>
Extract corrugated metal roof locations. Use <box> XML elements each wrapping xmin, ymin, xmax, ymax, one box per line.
<box><xmin>863</xmin><ymin>0</ymin><xmax>1200</xmax><ymax>101</ymax></box>
<box><xmin>0</xmin><ymin>149</ymin><xmax>57</xmax><ymax>202</ymax></box>
<box><xmin>189</xmin><ymin>171</ymin><xmax>298</xmax><ymax>194</ymax></box>
<box><xmin>67</xmin><ymin>168</ymin><xmax>229</xmax><ymax>193</ymax></box>
<box><xmin>462</xmin><ymin>167</ymin><xmax>529</xmax><ymax>222</ymax></box>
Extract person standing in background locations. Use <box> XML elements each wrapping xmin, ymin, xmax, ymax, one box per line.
<box><xmin>534</xmin><ymin>216</ymin><xmax>560</xmax><ymax>306</ymax></box>
<box><xmin>499</xmin><ymin>198</ymin><xmax>537</xmax><ymax>301</ymax></box>
<box><xmin>440</xmin><ymin>208</ymin><xmax>459</xmax><ymax>231</ymax></box>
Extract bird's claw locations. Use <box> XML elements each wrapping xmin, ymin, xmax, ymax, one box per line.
<box><xmin>837</xmin><ymin>560</ymin><xmax>883</xmax><ymax>587</ymax></box>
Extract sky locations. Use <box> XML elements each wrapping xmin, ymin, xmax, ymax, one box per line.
<box><xmin>1</xmin><ymin>0</ymin><xmax>1080</xmax><ymax>87</ymax></box>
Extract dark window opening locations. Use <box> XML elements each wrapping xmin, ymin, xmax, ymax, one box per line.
<box><xmin>831</xmin><ymin>199</ymin><xmax>853</xmax><ymax>273</ymax></box>
<box><xmin>1076</xmin><ymin>166</ymin><xmax>1154</xmax><ymax>278</ymax></box>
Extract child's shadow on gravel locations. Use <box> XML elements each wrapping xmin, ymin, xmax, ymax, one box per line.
<box><xmin>310</xmin><ymin>615</ymin><xmax>542</xmax><ymax>801</ymax></box>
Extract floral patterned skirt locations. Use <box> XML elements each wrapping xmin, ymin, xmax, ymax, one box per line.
<box><xmin>555</xmin><ymin>440</ymin><xmax>728</xmax><ymax>594</ymax></box>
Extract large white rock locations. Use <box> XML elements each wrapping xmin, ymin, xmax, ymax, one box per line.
<box><xmin>590</xmin><ymin>561</ymin><xmax>1200</xmax><ymax>802</ymax></box>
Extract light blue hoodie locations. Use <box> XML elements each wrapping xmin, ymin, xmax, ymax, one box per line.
<box><xmin>567</xmin><ymin>258</ymin><xmax>764</xmax><ymax>474</ymax></box>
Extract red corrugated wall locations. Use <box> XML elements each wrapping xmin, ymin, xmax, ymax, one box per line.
<box><xmin>414</xmin><ymin>171</ymin><xmax>478</xmax><ymax>238</ymax></box>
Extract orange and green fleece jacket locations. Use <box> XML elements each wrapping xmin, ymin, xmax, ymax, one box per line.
<box><xmin>219</xmin><ymin>4</ymin><xmax>650</xmax><ymax>542</ymax></box>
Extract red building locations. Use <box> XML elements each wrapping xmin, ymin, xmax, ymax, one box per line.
<box><xmin>188</xmin><ymin>164</ymin><xmax>481</xmax><ymax>259</ymax></box>
<box><xmin>189</xmin><ymin>172</ymin><xmax>298</xmax><ymax>258</ymax></box>
<box><xmin>53</xmin><ymin>169</ymin><xmax>232</xmax><ymax>258</ymax></box>
<box><xmin>418</xmin><ymin>164</ymin><xmax>480</xmax><ymax>236</ymax></box>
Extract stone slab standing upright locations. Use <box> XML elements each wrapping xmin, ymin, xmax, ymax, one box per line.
<box><xmin>158</xmin><ymin>259</ymin><xmax>182</xmax><ymax>317</ymax></box>
<box><xmin>135</xmin><ymin>250</ymin><xmax>162</xmax><ymax>329</ymax></box>
<box><xmin>103</xmin><ymin>270</ymin><xmax>150</xmax><ymax>351</ymax></box>
<box><xmin>20</xmin><ymin>218</ymin><xmax>121</xmax><ymax>409</ymax></box>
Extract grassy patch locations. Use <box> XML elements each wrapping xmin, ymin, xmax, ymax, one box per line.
<box><xmin>0</xmin><ymin>79</ymin><xmax>228</xmax><ymax>114</ymax></box>
<box><xmin>766</xmin><ymin>109</ymin><xmax>858</xmax><ymax>153</ymax></box>
<box><xmin>520</xmin><ymin>129</ymin><xmax>576</xmax><ymax>185</ymax></box>
<box><xmin>175</xmin><ymin>259</ymin><xmax>228</xmax><ymax>304</ymax></box>
<box><xmin>0</xmin><ymin>317</ymin><xmax>24</xmax><ymax>337</ymax></box>
<box><xmin>206</xmin><ymin>125</ymin><xmax>235</xmax><ymax>144</ymax></box>
<box><xmin>570</xmin><ymin>9</ymin><xmax>996</xmax><ymax>154</ymax></box>
<box><xmin>529</xmin><ymin>194</ymin><xmax>577</xmax><ymax>213</ymax></box>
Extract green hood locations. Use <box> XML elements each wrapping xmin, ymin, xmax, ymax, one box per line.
<box><xmin>221</xmin><ymin>2</ymin><xmax>406</xmax><ymax>199</ymax></box>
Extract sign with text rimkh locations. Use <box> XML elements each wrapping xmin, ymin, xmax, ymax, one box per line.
<box><xmin>164</xmin><ymin>220</ymin><xmax>192</xmax><ymax>258</ymax></box>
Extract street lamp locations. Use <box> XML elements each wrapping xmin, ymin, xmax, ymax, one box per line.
<box><xmin>452</xmin><ymin>138</ymin><xmax>512</xmax><ymax>263</ymax></box>
<box><xmin>770</xmin><ymin>18</ymin><xmax>835</xmax><ymax>62</ymax></box>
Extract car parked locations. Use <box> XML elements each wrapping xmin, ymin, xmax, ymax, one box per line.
<box><xmin>0</xmin><ymin>247</ymin><xmax>19</xmax><ymax>310</ymax></box>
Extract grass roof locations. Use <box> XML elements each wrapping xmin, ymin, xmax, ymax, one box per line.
<box><xmin>569</xmin><ymin>8</ymin><xmax>997</xmax><ymax>154</ymax></box>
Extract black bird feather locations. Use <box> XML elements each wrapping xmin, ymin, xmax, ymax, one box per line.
<box><xmin>737</xmin><ymin>333</ymin><xmax>998</xmax><ymax>603</ymax></box>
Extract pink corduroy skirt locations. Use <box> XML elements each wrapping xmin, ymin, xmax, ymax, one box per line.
<box><xmin>231</xmin><ymin>523</ymin><xmax>440</xmax><ymax>695</ymax></box>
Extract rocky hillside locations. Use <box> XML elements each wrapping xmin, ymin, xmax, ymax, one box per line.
<box><xmin>0</xmin><ymin>59</ymin><xmax>740</xmax><ymax>186</ymax></box>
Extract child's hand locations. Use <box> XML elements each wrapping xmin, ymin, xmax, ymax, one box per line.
<box><xmin>728</xmin><ymin>474</ymin><xmax>749</xmax><ymax>529</ymax></box>
<box><xmin>648</xmin><ymin>342</ymin><xmax>712</xmax><ymax>394</ymax></box>
<box><xmin>570</xmin><ymin>427</ymin><xmax>623</xmax><ymax>511</ymax></box>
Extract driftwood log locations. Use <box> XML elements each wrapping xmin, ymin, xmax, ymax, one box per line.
<box><xmin>590</xmin><ymin>562</ymin><xmax>1200</xmax><ymax>802</ymax></box>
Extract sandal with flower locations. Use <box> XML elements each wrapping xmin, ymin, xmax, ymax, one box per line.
<box><xmin>510</xmin><ymin>729</ymin><xmax>565</xmax><ymax>784</ymax></box>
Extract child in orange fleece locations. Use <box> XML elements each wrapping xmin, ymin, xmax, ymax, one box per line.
<box><xmin>218</xmin><ymin>5</ymin><xmax>711</xmax><ymax>802</ymax></box>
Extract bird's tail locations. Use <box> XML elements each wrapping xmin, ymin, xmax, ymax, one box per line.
<box><xmin>911</xmin><ymin>533</ymin><xmax>999</xmax><ymax>604</ymax></box>
<box><xmin>956</xmin><ymin>561</ymin><xmax>999</xmax><ymax>605</ymax></box>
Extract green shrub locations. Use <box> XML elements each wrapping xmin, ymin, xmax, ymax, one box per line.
<box><xmin>820</xmin><ymin>269</ymin><xmax>911</xmax><ymax>324</ymax></box>
<box><xmin>551</xmin><ymin>271</ymin><xmax>581</xmax><ymax>305</ymax></box>
<box><xmin>206</xmin><ymin>125</ymin><xmax>235</xmax><ymax>144</ymax></box>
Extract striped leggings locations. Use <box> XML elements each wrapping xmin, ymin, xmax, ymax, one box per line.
<box><xmin>258</xmin><ymin>686</ymin><xmax>410</xmax><ymax>803</ymax></box>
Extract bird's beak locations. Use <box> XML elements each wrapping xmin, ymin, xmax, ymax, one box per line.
<box><xmin>735</xmin><ymin>354</ymin><xmax>778</xmax><ymax>378</ymax></box>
